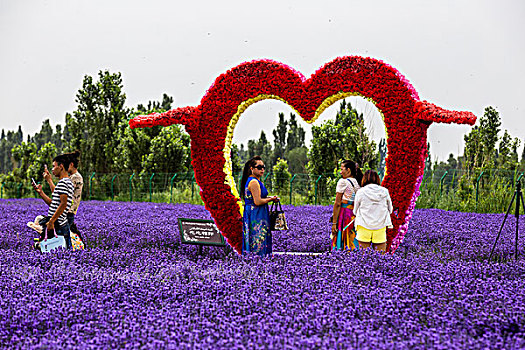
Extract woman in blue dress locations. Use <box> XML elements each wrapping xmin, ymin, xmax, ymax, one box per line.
<box><xmin>240</xmin><ymin>156</ymin><xmax>279</xmax><ymax>257</ymax></box>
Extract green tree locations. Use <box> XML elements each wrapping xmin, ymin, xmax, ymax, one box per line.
<box><xmin>286</xmin><ymin>147</ymin><xmax>308</xmax><ymax>174</ymax></box>
<box><xmin>15</xmin><ymin>126</ymin><xmax>23</xmax><ymax>144</ymax></box>
<box><xmin>230</xmin><ymin>144</ymin><xmax>243</xmax><ymax>174</ymax></box>
<box><xmin>32</xmin><ymin>119</ymin><xmax>54</xmax><ymax>150</ymax></box>
<box><xmin>137</xmin><ymin>93</ymin><xmax>174</xmax><ymax>113</ymax></box>
<box><xmin>272</xmin><ymin>158</ymin><xmax>291</xmax><ymax>193</ymax></box>
<box><xmin>510</xmin><ymin>137</ymin><xmax>520</xmax><ymax>171</ymax></box>
<box><xmin>447</xmin><ymin>153</ymin><xmax>458</xmax><ymax>170</ymax></box>
<box><xmin>307</xmin><ymin>120</ymin><xmax>338</xmax><ymax>175</ymax></box>
<box><xmin>308</xmin><ymin>100</ymin><xmax>377</xmax><ymax>175</ymax></box>
<box><xmin>496</xmin><ymin>130</ymin><xmax>520</xmax><ymax>171</ymax></box>
<box><xmin>238</xmin><ymin>143</ymin><xmax>248</xmax><ymax>165</ymax></box>
<box><xmin>62</xmin><ymin>114</ymin><xmax>73</xmax><ymax>146</ymax></box>
<box><xmin>0</xmin><ymin>129</ymin><xmax>24</xmax><ymax>174</ymax></box>
<box><xmin>27</xmin><ymin>142</ymin><xmax>58</xmax><ymax>183</ymax></box>
<box><xmin>497</xmin><ymin>130</ymin><xmax>512</xmax><ymax>168</ymax></box>
<box><xmin>52</xmin><ymin>124</ymin><xmax>63</xmax><ymax>151</ymax></box>
<box><xmin>286</xmin><ymin>113</ymin><xmax>305</xmax><ymax>152</ymax></box>
<box><xmin>66</xmin><ymin>71</ymin><xmax>131</xmax><ymax>173</ymax></box>
<box><xmin>378</xmin><ymin>138</ymin><xmax>388</xmax><ymax>176</ymax></box>
<box><xmin>11</xmin><ymin>141</ymin><xmax>37</xmax><ymax>181</ymax></box>
<box><xmin>284</xmin><ymin>113</ymin><xmax>307</xmax><ymax>173</ymax></box>
<box><xmin>113</xmin><ymin>95</ymin><xmax>176</xmax><ymax>173</ymax></box>
<box><xmin>432</xmin><ymin>153</ymin><xmax>458</xmax><ymax>174</ymax></box>
<box><xmin>479</xmin><ymin>106</ymin><xmax>501</xmax><ymax>166</ymax></box>
<box><xmin>433</xmin><ymin>160</ymin><xmax>450</xmax><ymax>174</ymax></box>
<box><xmin>247</xmin><ymin>131</ymin><xmax>274</xmax><ymax>169</ymax></box>
<box><xmin>113</xmin><ymin>119</ymin><xmax>157</xmax><ymax>173</ymax></box>
<box><xmin>141</xmin><ymin>125</ymin><xmax>191</xmax><ymax>174</ymax></box>
<box><xmin>0</xmin><ymin>130</ymin><xmax>8</xmax><ymax>173</ymax></box>
<box><xmin>520</xmin><ymin>140</ymin><xmax>525</xmax><ymax>170</ymax></box>
<box><xmin>273</xmin><ymin>113</ymin><xmax>288</xmax><ymax>161</ymax></box>
<box><xmin>463</xmin><ymin>106</ymin><xmax>505</xmax><ymax>173</ymax></box>
<box><xmin>268</xmin><ymin>112</ymin><xmax>307</xmax><ymax>172</ymax></box>
<box><xmin>463</xmin><ymin>126</ymin><xmax>484</xmax><ymax>171</ymax></box>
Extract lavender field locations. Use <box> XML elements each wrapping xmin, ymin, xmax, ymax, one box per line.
<box><xmin>1</xmin><ymin>199</ymin><xmax>525</xmax><ymax>349</ymax></box>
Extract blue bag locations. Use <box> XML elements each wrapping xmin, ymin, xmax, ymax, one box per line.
<box><xmin>40</xmin><ymin>236</ymin><xmax>66</xmax><ymax>252</ymax></box>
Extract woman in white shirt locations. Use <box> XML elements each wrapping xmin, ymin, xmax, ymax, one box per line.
<box><xmin>331</xmin><ymin>160</ymin><xmax>362</xmax><ymax>251</ymax></box>
<box><xmin>353</xmin><ymin>170</ymin><xmax>393</xmax><ymax>252</ymax></box>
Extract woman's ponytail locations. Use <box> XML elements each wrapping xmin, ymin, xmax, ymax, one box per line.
<box><xmin>342</xmin><ymin>160</ymin><xmax>363</xmax><ymax>185</ymax></box>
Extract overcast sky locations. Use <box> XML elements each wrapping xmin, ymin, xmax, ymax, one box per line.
<box><xmin>0</xmin><ymin>0</ymin><xmax>523</xmax><ymax>161</ymax></box>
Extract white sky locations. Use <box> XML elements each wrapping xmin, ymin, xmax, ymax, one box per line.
<box><xmin>0</xmin><ymin>0</ymin><xmax>523</xmax><ymax>161</ymax></box>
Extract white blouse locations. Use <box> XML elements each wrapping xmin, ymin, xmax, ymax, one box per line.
<box><xmin>335</xmin><ymin>177</ymin><xmax>360</xmax><ymax>202</ymax></box>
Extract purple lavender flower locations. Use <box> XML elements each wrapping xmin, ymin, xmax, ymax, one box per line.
<box><xmin>1</xmin><ymin>199</ymin><xmax>524</xmax><ymax>349</ymax></box>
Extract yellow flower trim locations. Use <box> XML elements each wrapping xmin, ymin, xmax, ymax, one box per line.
<box><xmin>223</xmin><ymin>95</ymin><xmax>300</xmax><ymax>214</ymax></box>
<box><xmin>312</xmin><ymin>92</ymin><xmax>389</xmax><ymax>178</ymax></box>
<box><xmin>222</xmin><ymin>92</ymin><xmax>389</xmax><ymax>213</ymax></box>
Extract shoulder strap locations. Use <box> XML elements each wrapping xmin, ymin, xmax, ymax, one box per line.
<box><xmin>346</xmin><ymin>178</ymin><xmax>356</xmax><ymax>190</ymax></box>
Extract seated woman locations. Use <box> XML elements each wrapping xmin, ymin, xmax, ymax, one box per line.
<box><xmin>354</xmin><ymin>170</ymin><xmax>393</xmax><ymax>252</ymax></box>
<box><xmin>331</xmin><ymin>160</ymin><xmax>362</xmax><ymax>251</ymax></box>
<box><xmin>240</xmin><ymin>156</ymin><xmax>279</xmax><ymax>257</ymax></box>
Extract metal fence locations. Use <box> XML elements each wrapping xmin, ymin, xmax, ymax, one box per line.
<box><xmin>422</xmin><ymin>168</ymin><xmax>523</xmax><ymax>194</ymax></box>
<box><xmin>1</xmin><ymin>168</ymin><xmax>524</xmax><ymax>207</ymax></box>
<box><xmin>0</xmin><ymin>171</ymin><xmax>338</xmax><ymax>205</ymax></box>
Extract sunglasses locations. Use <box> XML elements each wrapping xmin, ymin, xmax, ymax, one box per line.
<box><xmin>253</xmin><ymin>165</ymin><xmax>265</xmax><ymax>170</ymax></box>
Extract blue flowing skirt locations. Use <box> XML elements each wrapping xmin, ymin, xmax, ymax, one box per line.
<box><xmin>243</xmin><ymin>203</ymin><xmax>272</xmax><ymax>257</ymax></box>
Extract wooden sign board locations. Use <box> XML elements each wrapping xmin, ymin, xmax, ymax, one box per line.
<box><xmin>177</xmin><ymin>218</ymin><xmax>226</xmax><ymax>247</ymax></box>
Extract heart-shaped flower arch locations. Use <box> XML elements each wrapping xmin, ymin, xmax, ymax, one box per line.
<box><xmin>130</xmin><ymin>56</ymin><xmax>476</xmax><ymax>254</ymax></box>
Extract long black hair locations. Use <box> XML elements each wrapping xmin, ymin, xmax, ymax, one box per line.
<box><xmin>342</xmin><ymin>160</ymin><xmax>363</xmax><ymax>185</ymax></box>
<box><xmin>240</xmin><ymin>156</ymin><xmax>263</xmax><ymax>199</ymax></box>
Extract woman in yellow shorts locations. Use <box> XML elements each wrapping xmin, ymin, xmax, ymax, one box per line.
<box><xmin>353</xmin><ymin>170</ymin><xmax>393</xmax><ymax>252</ymax></box>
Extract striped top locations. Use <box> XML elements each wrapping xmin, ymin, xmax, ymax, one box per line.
<box><xmin>47</xmin><ymin>177</ymin><xmax>74</xmax><ymax>227</ymax></box>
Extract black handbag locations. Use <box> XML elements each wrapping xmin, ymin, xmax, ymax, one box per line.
<box><xmin>269</xmin><ymin>201</ymin><xmax>288</xmax><ymax>231</ymax></box>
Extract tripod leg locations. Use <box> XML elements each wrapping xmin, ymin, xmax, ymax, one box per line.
<box><xmin>515</xmin><ymin>188</ymin><xmax>521</xmax><ymax>261</ymax></box>
<box><xmin>514</xmin><ymin>186</ymin><xmax>525</xmax><ymax>260</ymax></box>
<box><xmin>489</xmin><ymin>190</ymin><xmax>517</xmax><ymax>261</ymax></box>
<box><xmin>520</xmin><ymin>191</ymin><xmax>525</xmax><ymax>217</ymax></box>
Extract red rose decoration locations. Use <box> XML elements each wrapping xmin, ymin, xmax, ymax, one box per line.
<box><xmin>130</xmin><ymin>56</ymin><xmax>476</xmax><ymax>254</ymax></box>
